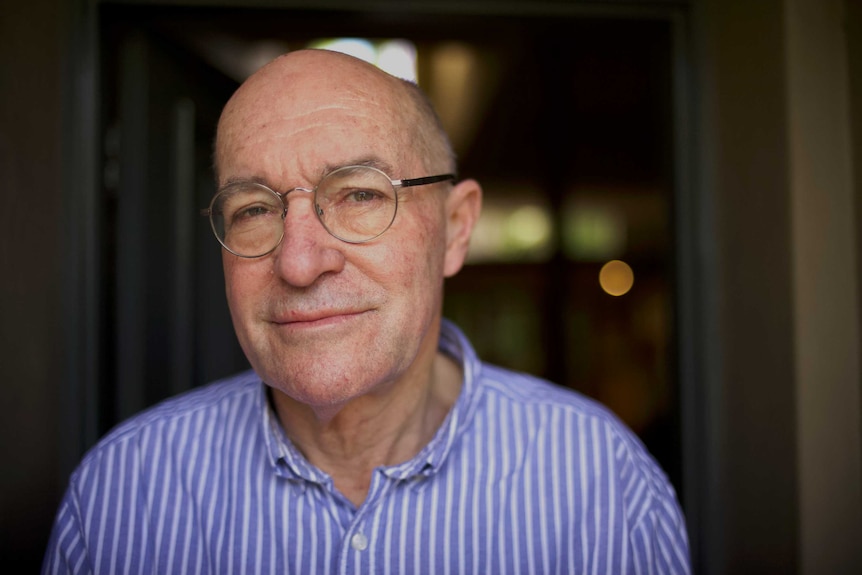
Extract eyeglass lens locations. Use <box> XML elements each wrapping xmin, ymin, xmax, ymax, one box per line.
<box><xmin>210</xmin><ymin>166</ymin><xmax>398</xmax><ymax>257</ymax></box>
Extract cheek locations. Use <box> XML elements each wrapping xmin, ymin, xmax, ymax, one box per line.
<box><xmin>380</xmin><ymin>210</ymin><xmax>446</xmax><ymax>289</ymax></box>
<box><xmin>399</xmin><ymin>224</ymin><xmax>447</xmax><ymax>320</ymax></box>
<box><xmin>223</xmin><ymin>257</ymin><xmax>242</xmax><ymax>306</ymax></box>
<box><xmin>223</xmin><ymin>256</ymin><xmax>271</xmax><ymax>318</ymax></box>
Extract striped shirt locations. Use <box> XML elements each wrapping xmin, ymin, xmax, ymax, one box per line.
<box><xmin>43</xmin><ymin>320</ymin><xmax>690</xmax><ymax>574</ymax></box>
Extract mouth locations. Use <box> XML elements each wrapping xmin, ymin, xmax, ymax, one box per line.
<box><xmin>270</xmin><ymin>309</ymin><xmax>371</xmax><ymax>328</ymax></box>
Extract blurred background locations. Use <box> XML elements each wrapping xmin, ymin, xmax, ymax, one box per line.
<box><xmin>2</xmin><ymin>0</ymin><xmax>860</xmax><ymax>573</ymax></box>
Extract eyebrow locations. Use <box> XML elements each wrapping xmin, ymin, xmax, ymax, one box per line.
<box><xmin>321</xmin><ymin>156</ymin><xmax>396</xmax><ymax>177</ymax></box>
<box><xmin>219</xmin><ymin>175</ymin><xmax>270</xmax><ymax>190</ymax></box>
<box><xmin>218</xmin><ymin>156</ymin><xmax>399</xmax><ymax>192</ymax></box>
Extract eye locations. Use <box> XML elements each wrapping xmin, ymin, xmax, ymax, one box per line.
<box><xmin>224</xmin><ymin>200</ymin><xmax>281</xmax><ymax>226</ymax></box>
<box><xmin>236</xmin><ymin>204</ymin><xmax>275</xmax><ymax>219</ymax></box>
<box><xmin>345</xmin><ymin>189</ymin><xmax>381</xmax><ymax>203</ymax></box>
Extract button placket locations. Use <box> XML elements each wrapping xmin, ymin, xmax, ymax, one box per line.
<box><xmin>341</xmin><ymin>472</ymin><xmax>391</xmax><ymax>561</ymax></box>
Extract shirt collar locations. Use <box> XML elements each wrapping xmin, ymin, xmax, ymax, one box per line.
<box><xmin>380</xmin><ymin>318</ymin><xmax>484</xmax><ymax>479</ymax></box>
<box><xmin>261</xmin><ymin>387</ymin><xmax>327</xmax><ymax>483</ymax></box>
<box><xmin>259</xmin><ymin>318</ymin><xmax>485</xmax><ymax>483</ymax></box>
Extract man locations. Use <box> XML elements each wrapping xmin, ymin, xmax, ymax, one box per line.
<box><xmin>44</xmin><ymin>50</ymin><xmax>690</xmax><ymax>574</ymax></box>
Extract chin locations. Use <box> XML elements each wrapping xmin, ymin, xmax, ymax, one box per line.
<box><xmin>262</xmin><ymin>355</ymin><xmax>395</xmax><ymax>408</ymax></box>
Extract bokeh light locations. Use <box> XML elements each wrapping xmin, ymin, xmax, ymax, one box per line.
<box><xmin>599</xmin><ymin>260</ymin><xmax>635</xmax><ymax>296</ymax></box>
<box><xmin>506</xmin><ymin>205</ymin><xmax>552</xmax><ymax>250</ymax></box>
<box><xmin>376</xmin><ymin>40</ymin><xmax>417</xmax><ymax>81</ymax></box>
<box><xmin>308</xmin><ymin>38</ymin><xmax>417</xmax><ymax>82</ymax></box>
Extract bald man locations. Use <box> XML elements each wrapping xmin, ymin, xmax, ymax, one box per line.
<box><xmin>44</xmin><ymin>50</ymin><xmax>690</xmax><ymax>574</ymax></box>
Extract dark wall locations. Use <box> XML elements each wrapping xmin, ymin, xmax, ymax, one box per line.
<box><xmin>848</xmin><ymin>2</ymin><xmax>862</xmax><ymax>452</ymax></box>
<box><xmin>696</xmin><ymin>0</ymin><xmax>799</xmax><ymax>572</ymax></box>
<box><xmin>0</xmin><ymin>0</ymin><xmax>67</xmax><ymax>569</ymax></box>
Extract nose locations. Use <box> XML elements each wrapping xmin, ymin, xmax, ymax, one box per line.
<box><xmin>273</xmin><ymin>191</ymin><xmax>345</xmax><ymax>287</ymax></box>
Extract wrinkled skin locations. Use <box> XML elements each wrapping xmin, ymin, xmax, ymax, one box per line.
<box><xmin>214</xmin><ymin>50</ymin><xmax>481</xmax><ymax>502</ymax></box>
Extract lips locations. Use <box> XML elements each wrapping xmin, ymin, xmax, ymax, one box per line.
<box><xmin>270</xmin><ymin>308</ymin><xmax>370</xmax><ymax>326</ymax></box>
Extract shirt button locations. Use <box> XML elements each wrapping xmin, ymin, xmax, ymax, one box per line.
<box><xmin>351</xmin><ymin>532</ymin><xmax>369</xmax><ymax>551</ymax></box>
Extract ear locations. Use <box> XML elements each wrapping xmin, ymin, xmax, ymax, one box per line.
<box><xmin>443</xmin><ymin>178</ymin><xmax>482</xmax><ymax>277</ymax></box>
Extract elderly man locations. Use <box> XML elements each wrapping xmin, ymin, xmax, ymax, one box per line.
<box><xmin>44</xmin><ymin>50</ymin><xmax>690</xmax><ymax>574</ymax></box>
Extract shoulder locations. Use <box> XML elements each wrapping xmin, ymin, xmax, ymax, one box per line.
<box><xmin>478</xmin><ymin>362</ymin><xmax>631</xmax><ymax>434</ymax></box>
<box><xmin>476</xmin><ymin>362</ymin><xmax>681</xmax><ymax>507</ymax></box>
<box><xmin>477</xmin><ymin>362</ymin><xmax>688</xmax><ymax>556</ymax></box>
<box><xmin>479</xmin><ymin>362</ymin><xmax>666</xmax><ymax>468</ymax></box>
<box><xmin>474</xmin><ymin>363</ymin><xmax>689</xmax><ymax>570</ymax></box>
<box><xmin>45</xmin><ymin>372</ymin><xmax>265</xmax><ymax>573</ymax></box>
<box><xmin>74</xmin><ymin>370</ymin><xmax>261</xmax><ymax>475</ymax></box>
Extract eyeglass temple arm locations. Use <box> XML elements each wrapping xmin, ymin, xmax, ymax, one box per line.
<box><xmin>394</xmin><ymin>174</ymin><xmax>456</xmax><ymax>188</ymax></box>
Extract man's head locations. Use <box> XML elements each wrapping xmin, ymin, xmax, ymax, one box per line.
<box><xmin>213</xmin><ymin>49</ymin><xmax>481</xmax><ymax>414</ymax></box>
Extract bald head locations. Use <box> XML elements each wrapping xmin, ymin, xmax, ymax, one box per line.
<box><xmin>213</xmin><ymin>48</ymin><xmax>483</xmax><ymax>419</ymax></box>
<box><xmin>214</xmin><ymin>49</ymin><xmax>455</xmax><ymax>183</ymax></box>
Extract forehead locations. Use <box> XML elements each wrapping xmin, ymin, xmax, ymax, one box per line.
<box><xmin>216</xmin><ymin>56</ymin><xmax>418</xmax><ymax>184</ymax></box>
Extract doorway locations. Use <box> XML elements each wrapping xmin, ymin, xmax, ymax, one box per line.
<box><xmin>99</xmin><ymin>1</ymin><xmax>683</xmax><ymax>495</ymax></box>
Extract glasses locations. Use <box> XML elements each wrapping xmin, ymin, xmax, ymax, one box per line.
<box><xmin>204</xmin><ymin>165</ymin><xmax>455</xmax><ymax>258</ymax></box>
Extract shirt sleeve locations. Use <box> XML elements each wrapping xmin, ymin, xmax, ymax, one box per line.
<box><xmin>42</xmin><ymin>487</ymin><xmax>94</xmax><ymax>575</ymax></box>
<box><xmin>628</xmin><ymin>475</ymin><xmax>691</xmax><ymax>575</ymax></box>
<box><xmin>609</xmin><ymin>418</ymin><xmax>691</xmax><ymax>575</ymax></box>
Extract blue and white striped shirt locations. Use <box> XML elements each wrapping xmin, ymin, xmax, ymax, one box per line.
<box><xmin>44</xmin><ymin>320</ymin><xmax>690</xmax><ymax>574</ymax></box>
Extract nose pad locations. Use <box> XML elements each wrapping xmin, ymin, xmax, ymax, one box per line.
<box><xmin>281</xmin><ymin>187</ymin><xmax>314</xmax><ymax>203</ymax></box>
<box><xmin>280</xmin><ymin>187</ymin><xmax>326</xmax><ymax>228</ymax></box>
<box><xmin>279</xmin><ymin>187</ymin><xmax>322</xmax><ymax>235</ymax></box>
<box><xmin>279</xmin><ymin>188</ymin><xmax>318</xmax><ymax>223</ymax></box>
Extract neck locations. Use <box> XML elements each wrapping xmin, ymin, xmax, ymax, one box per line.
<box><xmin>270</xmin><ymin>350</ymin><xmax>462</xmax><ymax>507</ymax></box>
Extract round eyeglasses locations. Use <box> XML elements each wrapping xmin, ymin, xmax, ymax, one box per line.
<box><xmin>204</xmin><ymin>165</ymin><xmax>455</xmax><ymax>258</ymax></box>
